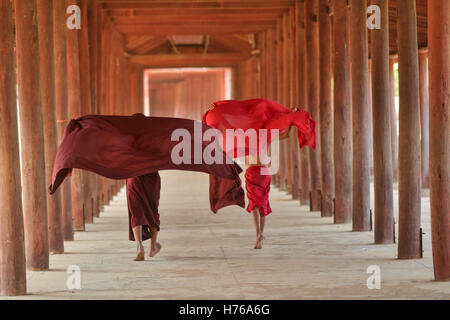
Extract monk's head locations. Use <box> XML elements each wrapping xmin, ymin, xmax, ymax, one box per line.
<box><xmin>132</xmin><ymin>113</ymin><xmax>146</xmax><ymax>117</ymax></box>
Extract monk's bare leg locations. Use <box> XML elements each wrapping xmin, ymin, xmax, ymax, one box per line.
<box><xmin>252</xmin><ymin>209</ymin><xmax>263</xmax><ymax>249</ymax></box>
<box><xmin>259</xmin><ymin>214</ymin><xmax>266</xmax><ymax>241</ymax></box>
<box><xmin>149</xmin><ymin>227</ymin><xmax>162</xmax><ymax>257</ymax></box>
<box><xmin>132</xmin><ymin>226</ymin><xmax>145</xmax><ymax>261</ymax></box>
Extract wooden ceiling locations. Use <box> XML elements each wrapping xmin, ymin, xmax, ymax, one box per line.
<box><xmin>97</xmin><ymin>0</ymin><xmax>428</xmax><ymax>67</ymax></box>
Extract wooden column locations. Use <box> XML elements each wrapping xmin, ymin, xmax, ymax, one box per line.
<box><xmin>66</xmin><ymin>0</ymin><xmax>85</xmax><ymax>231</ymax></box>
<box><xmin>290</xmin><ymin>8</ymin><xmax>300</xmax><ymax>200</ymax></box>
<box><xmin>276</xmin><ymin>21</ymin><xmax>285</xmax><ymax>189</ymax></box>
<box><xmin>419</xmin><ymin>52</ymin><xmax>430</xmax><ymax>188</ymax></box>
<box><xmin>305</xmin><ymin>0</ymin><xmax>322</xmax><ymax>211</ymax></box>
<box><xmin>0</xmin><ymin>0</ymin><xmax>27</xmax><ymax>296</ymax></box>
<box><xmin>333</xmin><ymin>0</ymin><xmax>352</xmax><ymax>223</ymax></box>
<box><xmin>297</xmin><ymin>1</ymin><xmax>310</xmax><ymax>205</ymax></box>
<box><xmin>428</xmin><ymin>0</ymin><xmax>450</xmax><ymax>281</ymax></box>
<box><xmin>370</xmin><ymin>0</ymin><xmax>394</xmax><ymax>244</ymax></box>
<box><xmin>350</xmin><ymin>0</ymin><xmax>370</xmax><ymax>230</ymax></box>
<box><xmin>389</xmin><ymin>57</ymin><xmax>399</xmax><ymax>182</ymax></box>
<box><xmin>37</xmin><ymin>0</ymin><xmax>64</xmax><ymax>253</ymax></box>
<box><xmin>266</xmin><ymin>28</ymin><xmax>275</xmax><ymax>102</ymax></box>
<box><xmin>15</xmin><ymin>0</ymin><xmax>50</xmax><ymax>270</ymax></box>
<box><xmin>79</xmin><ymin>0</ymin><xmax>94</xmax><ymax>224</ymax></box>
<box><xmin>368</xmin><ymin>61</ymin><xmax>374</xmax><ymax>176</ymax></box>
<box><xmin>108</xmin><ymin>28</ymin><xmax>116</xmax><ymax>115</ymax></box>
<box><xmin>88</xmin><ymin>0</ymin><xmax>98</xmax><ymax>114</ymax></box>
<box><xmin>318</xmin><ymin>0</ymin><xmax>333</xmax><ymax>217</ymax></box>
<box><xmin>397</xmin><ymin>0</ymin><xmax>422</xmax><ymax>259</ymax></box>
<box><xmin>53</xmin><ymin>0</ymin><xmax>73</xmax><ymax>240</ymax></box>
<box><xmin>283</xmin><ymin>13</ymin><xmax>292</xmax><ymax>193</ymax></box>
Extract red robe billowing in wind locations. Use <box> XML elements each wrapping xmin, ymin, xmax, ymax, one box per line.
<box><xmin>202</xmin><ymin>99</ymin><xmax>316</xmax><ymax>215</ymax></box>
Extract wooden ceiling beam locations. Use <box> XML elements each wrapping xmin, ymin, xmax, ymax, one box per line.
<box><xmin>129</xmin><ymin>53</ymin><xmax>249</xmax><ymax>67</ymax></box>
<box><xmin>98</xmin><ymin>1</ymin><xmax>295</xmax><ymax>9</ymax></box>
<box><xmin>125</xmin><ymin>36</ymin><xmax>168</xmax><ymax>53</ymax></box>
<box><xmin>208</xmin><ymin>35</ymin><xmax>253</xmax><ymax>54</ymax></box>
<box><xmin>104</xmin><ymin>8</ymin><xmax>287</xmax><ymax>15</ymax></box>
<box><xmin>109</xmin><ymin>14</ymin><xmax>281</xmax><ymax>23</ymax></box>
<box><xmin>116</xmin><ymin>24</ymin><xmax>272</xmax><ymax>35</ymax></box>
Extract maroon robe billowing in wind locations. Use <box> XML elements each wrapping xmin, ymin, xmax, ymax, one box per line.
<box><xmin>49</xmin><ymin>115</ymin><xmax>245</xmax><ymax>214</ymax></box>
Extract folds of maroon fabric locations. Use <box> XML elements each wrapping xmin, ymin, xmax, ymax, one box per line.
<box><xmin>245</xmin><ymin>166</ymin><xmax>272</xmax><ymax>216</ymax></box>
<box><xmin>127</xmin><ymin>172</ymin><xmax>161</xmax><ymax>241</ymax></box>
<box><xmin>202</xmin><ymin>98</ymin><xmax>316</xmax><ymax>157</ymax></box>
<box><xmin>49</xmin><ymin>115</ymin><xmax>245</xmax><ymax>213</ymax></box>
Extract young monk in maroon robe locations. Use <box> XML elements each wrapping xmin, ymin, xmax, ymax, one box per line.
<box><xmin>49</xmin><ymin>112</ymin><xmax>245</xmax><ymax>262</ymax></box>
<box><xmin>127</xmin><ymin>171</ymin><xmax>161</xmax><ymax>261</ymax></box>
<box><xmin>127</xmin><ymin>113</ymin><xmax>161</xmax><ymax>261</ymax></box>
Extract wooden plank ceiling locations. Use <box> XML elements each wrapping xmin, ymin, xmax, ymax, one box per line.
<box><xmin>98</xmin><ymin>0</ymin><xmax>428</xmax><ymax>68</ymax></box>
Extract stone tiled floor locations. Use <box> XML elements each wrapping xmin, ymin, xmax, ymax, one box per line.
<box><xmin>3</xmin><ymin>170</ymin><xmax>449</xmax><ymax>299</ymax></box>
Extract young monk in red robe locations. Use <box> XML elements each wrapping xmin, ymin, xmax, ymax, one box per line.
<box><xmin>245</xmin><ymin>128</ymin><xmax>291</xmax><ymax>249</ymax></box>
<box><xmin>202</xmin><ymin>99</ymin><xmax>316</xmax><ymax>249</ymax></box>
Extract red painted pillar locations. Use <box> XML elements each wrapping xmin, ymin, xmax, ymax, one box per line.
<box><xmin>428</xmin><ymin>0</ymin><xmax>450</xmax><ymax>281</ymax></box>
<box><xmin>37</xmin><ymin>0</ymin><xmax>64</xmax><ymax>253</ymax></box>
<box><xmin>15</xmin><ymin>0</ymin><xmax>50</xmax><ymax>270</ymax></box>
<box><xmin>370</xmin><ymin>0</ymin><xmax>394</xmax><ymax>244</ymax></box>
<box><xmin>389</xmin><ymin>57</ymin><xmax>399</xmax><ymax>182</ymax></box>
<box><xmin>318</xmin><ymin>0</ymin><xmax>333</xmax><ymax>217</ymax></box>
<box><xmin>419</xmin><ymin>52</ymin><xmax>430</xmax><ymax>188</ymax></box>
<box><xmin>305</xmin><ymin>0</ymin><xmax>322</xmax><ymax>211</ymax></box>
<box><xmin>350</xmin><ymin>0</ymin><xmax>370</xmax><ymax>231</ymax></box>
<box><xmin>53</xmin><ymin>0</ymin><xmax>73</xmax><ymax>240</ymax></box>
<box><xmin>397</xmin><ymin>0</ymin><xmax>422</xmax><ymax>259</ymax></box>
<box><xmin>0</xmin><ymin>0</ymin><xmax>27</xmax><ymax>296</ymax></box>
<box><xmin>66</xmin><ymin>0</ymin><xmax>85</xmax><ymax>231</ymax></box>
<box><xmin>297</xmin><ymin>0</ymin><xmax>310</xmax><ymax>205</ymax></box>
<box><xmin>333</xmin><ymin>0</ymin><xmax>352</xmax><ymax>223</ymax></box>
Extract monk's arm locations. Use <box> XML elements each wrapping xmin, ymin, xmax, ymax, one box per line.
<box><xmin>278</xmin><ymin>127</ymin><xmax>292</xmax><ymax>140</ymax></box>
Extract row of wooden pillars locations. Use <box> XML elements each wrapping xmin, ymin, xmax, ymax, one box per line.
<box><xmin>0</xmin><ymin>0</ymin><xmax>448</xmax><ymax>297</ymax></box>
<box><xmin>234</xmin><ymin>0</ymin><xmax>448</xmax><ymax>281</ymax></box>
<box><xmin>0</xmin><ymin>0</ymin><xmax>144</xmax><ymax>295</ymax></box>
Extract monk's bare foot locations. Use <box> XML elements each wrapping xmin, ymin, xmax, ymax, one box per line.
<box><xmin>149</xmin><ymin>242</ymin><xmax>162</xmax><ymax>257</ymax></box>
<box><xmin>134</xmin><ymin>250</ymin><xmax>145</xmax><ymax>261</ymax></box>
<box><xmin>254</xmin><ymin>235</ymin><xmax>263</xmax><ymax>249</ymax></box>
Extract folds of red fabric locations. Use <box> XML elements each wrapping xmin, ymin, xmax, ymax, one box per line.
<box><xmin>49</xmin><ymin>115</ymin><xmax>245</xmax><ymax>213</ymax></box>
<box><xmin>202</xmin><ymin>98</ymin><xmax>316</xmax><ymax>158</ymax></box>
<box><xmin>245</xmin><ymin>166</ymin><xmax>272</xmax><ymax>216</ymax></box>
<box><xmin>127</xmin><ymin>172</ymin><xmax>161</xmax><ymax>241</ymax></box>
